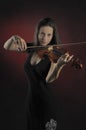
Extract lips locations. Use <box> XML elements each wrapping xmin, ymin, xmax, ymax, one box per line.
<box><xmin>41</xmin><ymin>43</ymin><xmax>47</xmax><ymax>46</ymax></box>
<box><xmin>40</xmin><ymin>41</ymin><xmax>47</xmax><ymax>44</ymax></box>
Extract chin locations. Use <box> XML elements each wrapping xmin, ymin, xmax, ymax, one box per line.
<box><xmin>41</xmin><ymin>44</ymin><xmax>47</xmax><ymax>46</ymax></box>
<box><xmin>40</xmin><ymin>42</ymin><xmax>49</xmax><ymax>46</ymax></box>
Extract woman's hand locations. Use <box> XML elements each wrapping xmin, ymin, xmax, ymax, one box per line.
<box><xmin>12</xmin><ymin>35</ymin><xmax>27</xmax><ymax>52</ymax></box>
<box><xmin>57</xmin><ymin>52</ymin><xmax>74</xmax><ymax>67</ymax></box>
<box><xmin>4</xmin><ymin>35</ymin><xmax>27</xmax><ymax>52</ymax></box>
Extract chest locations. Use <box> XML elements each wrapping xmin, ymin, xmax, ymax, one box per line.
<box><xmin>30</xmin><ymin>52</ymin><xmax>42</xmax><ymax>65</ymax></box>
<box><xmin>29</xmin><ymin>52</ymin><xmax>51</xmax><ymax>78</ymax></box>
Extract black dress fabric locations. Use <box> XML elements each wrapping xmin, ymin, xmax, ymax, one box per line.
<box><xmin>24</xmin><ymin>53</ymin><xmax>63</xmax><ymax>130</ymax></box>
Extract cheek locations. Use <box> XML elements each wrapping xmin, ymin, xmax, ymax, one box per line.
<box><xmin>38</xmin><ymin>35</ymin><xmax>40</xmax><ymax>42</ymax></box>
<box><xmin>38</xmin><ymin>34</ymin><xmax>42</xmax><ymax>40</ymax></box>
<box><xmin>49</xmin><ymin>36</ymin><xmax>53</xmax><ymax>42</ymax></box>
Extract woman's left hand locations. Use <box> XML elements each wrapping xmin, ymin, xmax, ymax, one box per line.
<box><xmin>57</xmin><ymin>52</ymin><xmax>74</xmax><ymax>67</ymax></box>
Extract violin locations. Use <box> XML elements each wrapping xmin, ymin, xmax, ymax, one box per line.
<box><xmin>26</xmin><ymin>42</ymin><xmax>84</xmax><ymax>69</ymax></box>
<box><xmin>37</xmin><ymin>48</ymin><xmax>83</xmax><ymax>69</ymax></box>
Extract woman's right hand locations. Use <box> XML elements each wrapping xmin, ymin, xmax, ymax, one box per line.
<box><xmin>4</xmin><ymin>35</ymin><xmax>27</xmax><ymax>52</ymax></box>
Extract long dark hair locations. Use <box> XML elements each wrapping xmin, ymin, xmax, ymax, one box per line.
<box><xmin>34</xmin><ymin>17</ymin><xmax>61</xmax><ymax>45</ymax></box>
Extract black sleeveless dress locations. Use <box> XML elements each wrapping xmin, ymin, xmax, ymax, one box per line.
<box><xmin>24</xmin><ymin>53</ymin><xmax>63</xmax><ymax>130</ymax></box>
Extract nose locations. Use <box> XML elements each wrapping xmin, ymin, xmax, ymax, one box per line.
<box><xmin>42</xmin><ymin>35</ymin><xmax>47</xmax><ymax>41</ymax></box>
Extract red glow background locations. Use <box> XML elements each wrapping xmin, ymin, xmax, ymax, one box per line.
<box><xmin>0</xmin><ymin>0</ymin><xmax>86</xmax><ymax>130</ymax></box>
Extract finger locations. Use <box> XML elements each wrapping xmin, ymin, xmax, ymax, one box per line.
<box><xmin>17</xmin><ymin>36</ymin><xmax>26</xmax><ymax>51</ymax></box>
<box><xmin>64</xmin><ymin>55</ymin><xmax>70</xmax><ymax>62</ymax></box>
<box><xmin>17</xmin><ymin>47</ymin><xmax>21</xmax><ymax>52</ymax></box>
<box><xmin>23</xmin><ymin>40</ymin><xmax>27</xmax><ymax>50</ymax></box>
<box><xmin>12</xmin><ymin>35</ymin><xmax>18</xmax><ymax>44</ymax></box>
<box><xmin>20</xmin><ymin>39</ymin><xmax>24</xmax><ymax>50</ymax></box>
<box><xmin>17</xmin><ymin>38</ymin><xmax>22</xmax><ymax>50</ymax></box>
<box><xmin>64</xmin><ymin>55</ymin><xmax>74</xmax><ymax>63</ymax></box>
<box><xmin>61</xmin><ymin>53</ymin><xmax>69</xmax><ymax>62</ymax></box>
<box><xmin>17</xmin><ymin>37</ymin><xmax>25</xmax><ymax>51</ymax></box>
<box><xmin>67</xmin><ymin>55</ymin><xmax>74</xmax><ymax>62</ymax></box>
<box><xmin>22</xmin><ymin>39</ymin><xmax>27</xmax><ymax>50</ymax></box>
<box><xmin>12</xmin><ymin>35</ymin><xmax>21</xmax><ymax>47</ymax></box>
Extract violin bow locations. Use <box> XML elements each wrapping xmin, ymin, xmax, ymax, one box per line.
<box><xmin>26</xmin><ymin>41</ymin><xmax>86</xmax><ymax>50</ymax></box>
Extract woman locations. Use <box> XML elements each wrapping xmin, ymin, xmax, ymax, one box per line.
<box><xmin>4</xmin><ymin>17</ymin><xmax>73</xmax><ymax>130</ymax></box>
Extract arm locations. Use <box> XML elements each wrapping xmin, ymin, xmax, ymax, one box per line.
<box><xmin>46</xmin><ymin>53</ymin><xmax>73</xmax><ymax>83</ymax></box>
<box><xmin>3</xmin><ymin>35</ymin><xmax>27</xmax><ymax>52</ymax></box>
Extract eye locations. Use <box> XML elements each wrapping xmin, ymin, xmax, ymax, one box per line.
<box><xmin>40</xmin><ymin>32</ymin><xmax>45</xmax><ymax>36</ymax></box>
<box><xmin>48</xmin><ymin>34</ymin><xmax>51</xmax><ymax>36</ymax></box>
<box><xmin>48</xmin><ymin>33</ymin><xmax>52</xmax><ymax>37</ymax></box>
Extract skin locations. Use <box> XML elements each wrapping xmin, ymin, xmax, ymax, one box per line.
<box><xmin>38</xmin><ymin>26</ymin><xmax>53</xmax><ymax>46</ymax></box>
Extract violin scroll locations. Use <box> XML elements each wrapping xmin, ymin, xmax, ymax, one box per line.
<box><xmin>71</xmin><ymin>57</ymin><xmax>83</xmax><ymax>69</ymax></box>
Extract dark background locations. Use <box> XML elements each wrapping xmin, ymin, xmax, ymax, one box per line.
<box><xmin>0</xmin><ymin>0</ymin><xmax>86</xmax><ymax>130</ymax></box>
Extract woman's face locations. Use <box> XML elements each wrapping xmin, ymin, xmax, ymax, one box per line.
<box><xmin>38</xmin><ymin>26</ymin><xmax>53</xmax><ymax>46</ymax></box>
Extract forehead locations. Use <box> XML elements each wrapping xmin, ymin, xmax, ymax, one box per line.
<box><xmin>39</xmin><ymin>26</ymin><xmax>53</xmax><ymax>33</ymax></box>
